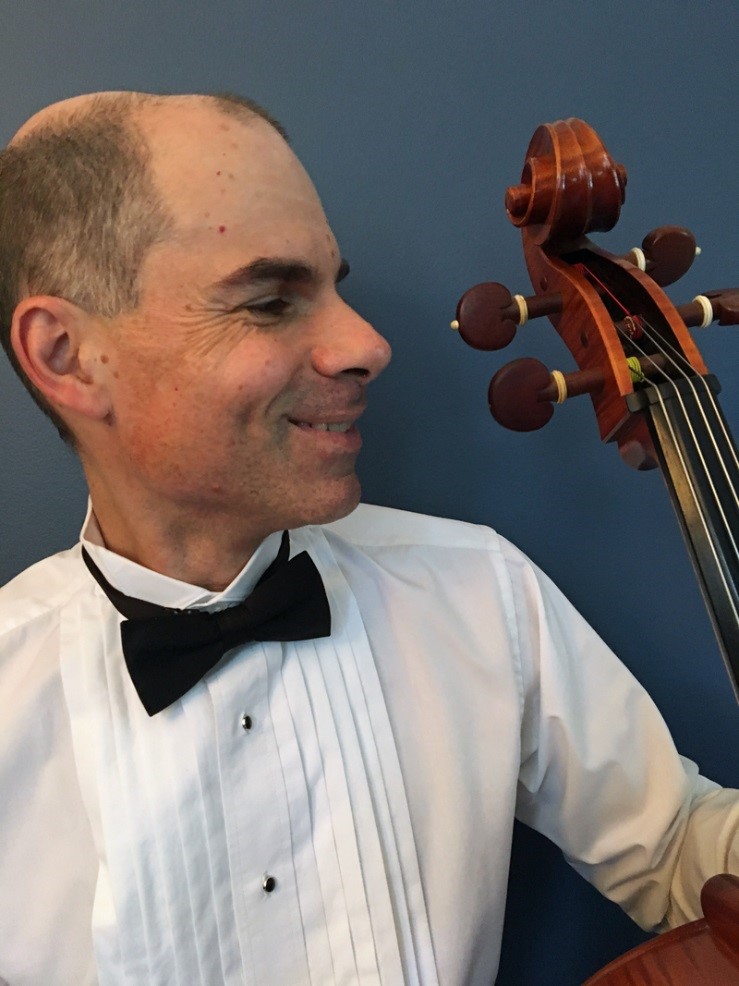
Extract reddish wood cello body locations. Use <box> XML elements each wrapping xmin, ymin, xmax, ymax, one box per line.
<box><xmin>584</xmin><ymin>874</ymin><xmax>739</xmax><ymax>984</ymax></box>
<box><xmin>454</xmin><ymin>120</ymin><xmax>739</xmax><ymax>983</ymax></box>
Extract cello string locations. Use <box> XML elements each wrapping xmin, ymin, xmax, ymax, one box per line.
<box><xmin>582</xmin><ymin>262</ymin><xmax>739</xmax><ymax>476</ymax></box>
<box><xmin>543</xmin><ymin>261</ymin><xmax>738</xmax><ymax>630</ymax></box>
<box><xmin>612</xmin><ymin>329</ymin><xmax>739</xmax><ymax>629</ymax></box>
<box><xmin>602</xmin><ymin>268</ymin><xmax>739</xmax><ymax>477</ymax></box>
<box><xmin>580</xmin><ymin>265</ymin><xmax>739</xmax><ymax>513</ymax></box>
<box><xmin>579</xmin><ymin>263</ymin><xmax>739</xmax><ymax>574</ymax></box>
<box><xmin>620</xmin><ymin>313</ymin><xmax>739</xmax><ymax>516</ymax></box>
<box><xmin>612</xmin><ymin>322</ymin><xmax>739</xmax><ymax>569</ymax></box>
<box><xmin>630</xmin><ymin>314</ymin><xmax>739</xmax><ymax>476</ymax></box>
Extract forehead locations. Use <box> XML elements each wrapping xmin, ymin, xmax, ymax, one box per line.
<box><xmin>138</xmin><ymin>102</ymin><xmax>333</xmax><ymax>254</ymax></box>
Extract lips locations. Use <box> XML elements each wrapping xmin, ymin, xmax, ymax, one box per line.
<box><xmin>291</xmin><ymin>420</ymin><xmax>353</xmax><ymax>432</ymax></box>
<box><xmin>287</xmin><ymin>413</ymin><xmax>363</xmax><ymax>452</ymax></box>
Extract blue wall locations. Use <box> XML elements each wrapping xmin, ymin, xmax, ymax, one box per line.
<box><xmin>1</xmin><ymin>3</ymin><xmax>737</xmax><ymax>982</ymax></box>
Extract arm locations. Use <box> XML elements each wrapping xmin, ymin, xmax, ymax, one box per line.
<box><xmin>504</xmin><ymin>542</ymin><xmax>738</xmax><ymax>930</ymax></box>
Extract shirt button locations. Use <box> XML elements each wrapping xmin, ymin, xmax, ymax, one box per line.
<box><xmin>241</xmin><ymin>714</ymin><xmax>253</xmax><ymax>731</ymax></box>
<box><xmin>262</xmin><ymin>874</ymin><xmax>277</xmax><ymax>893</ymax></box>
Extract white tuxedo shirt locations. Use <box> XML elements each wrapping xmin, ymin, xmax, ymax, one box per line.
<box><xmin>0</xmin><ymin>503</ymin><xmax>736</xmax><ymax>985</ymax></box>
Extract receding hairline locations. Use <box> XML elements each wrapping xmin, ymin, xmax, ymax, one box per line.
<box><xmin>9</xmin><ymin>91</ymin><xmax>288</xmax><ymax>151</ymax></box>
<box><xmin>0</xmin><ymin>91</ymin><xmax>289</xmax><ymax>446</ymax></box>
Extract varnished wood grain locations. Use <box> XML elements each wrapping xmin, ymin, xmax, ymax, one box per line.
<box><xmin>585</xmin><ymin>876</ymin><xmax>739</xmax><ymax>984</ymax></box>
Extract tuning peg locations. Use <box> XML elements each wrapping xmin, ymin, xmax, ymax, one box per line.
<box><xmin>452</xmin><ymin>282</ymin><xmax>562</xmax><ymax>351</ymax></box>
<box><xmin>487</xmin><ymin>355</ymin><xmax>666</xmax><ymax>432</ymax></box>
<box><xmin>624</xmin><ymin>226</ymin><xmax>699</xmax><ymax>286</ymax></box>
<box><xmin>677</xmin><ymin>289</ymin><xmax>739</xmax><ymax>328</ymax></box>
<box><xmin>488</xmin><ymin>358</ymin><xmax>604</xmax><ymax>431</ymax></box>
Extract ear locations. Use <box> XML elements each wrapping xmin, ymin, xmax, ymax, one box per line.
<box><xmin>10</xmin><ymin>296</ymin><xmax>112</xmax><ymax>423</ymax></box>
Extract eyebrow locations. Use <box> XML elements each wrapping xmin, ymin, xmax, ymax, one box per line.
<box><xmin>208</xmin><ymin>256</ymin><xmax>350</xmax><ymax>295</ymax></box>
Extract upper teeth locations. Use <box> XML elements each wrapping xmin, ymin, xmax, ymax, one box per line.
<box><xmin>311</xmin><ymin>422</ymin><xmax>351</xmax><ymax>432</ymax></box>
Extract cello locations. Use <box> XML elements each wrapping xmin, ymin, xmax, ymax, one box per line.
<box><xmin>453</xmin><ymin>120</ymin><xmax>739</xmax><ymax>983</ymax></box>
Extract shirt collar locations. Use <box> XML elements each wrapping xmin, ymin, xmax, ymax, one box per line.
<box><xmin>80</xmin><ymin>501</ymin><xmax>285</xmax><ymax>612</ymax></box>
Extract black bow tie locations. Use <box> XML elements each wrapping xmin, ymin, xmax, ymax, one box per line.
<box><xmin>81</xmin><ymin>532</ymin><xmax>331</xmax><ymax>716</ymax></box>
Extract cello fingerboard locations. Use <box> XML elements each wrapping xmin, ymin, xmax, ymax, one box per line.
<box><xmin>628</xmin><ymin>375</ymin><xmax>739</xmax><ymax>700</ymax></box>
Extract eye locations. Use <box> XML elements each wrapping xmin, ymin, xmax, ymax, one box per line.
<box><xmin>242</xmin><ymin>296</ymin><xmax>292</xmax><ymax>318</ymax></box>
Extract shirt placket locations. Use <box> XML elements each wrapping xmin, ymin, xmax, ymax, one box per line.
<box><xmin>209</xmin><ymin>640</ymin><xmax>314</xmax><ymax>985</ymax></box>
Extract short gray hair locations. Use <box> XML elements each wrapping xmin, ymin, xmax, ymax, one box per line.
<box><xmin>0</xmin><ymin>91</ymin><xmax>287</xmax><ymax>444</ymax></box>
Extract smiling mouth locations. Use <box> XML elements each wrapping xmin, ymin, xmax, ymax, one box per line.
<box><xmin>291</xmin><ymin>420</ymin><xmax>353</xmax><ymax>433</ymax></box>
<box><xmin>288</xmin><ymin>417</ymin><xmax>362</xmax><ymax>454</ymax></box>
<box><xmin>294</xmin><ymin>421</ymin><xmax>352</xmax><ymax>432</ymax></box>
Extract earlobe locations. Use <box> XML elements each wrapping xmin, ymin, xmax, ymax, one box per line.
<box><xmin>11</xmin><ymin>296</ymin><xmax>112</xmax><ymax>422</ymax></box>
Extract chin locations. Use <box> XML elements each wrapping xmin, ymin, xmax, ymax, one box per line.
<box><xmin>293</xmin><ymin>479</ymin><xmax>362</xmax><ymax>529</ymax></box>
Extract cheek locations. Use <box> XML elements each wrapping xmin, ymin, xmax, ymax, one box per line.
<box><xmin>113</xmin><ymin>335</ymin><xmax>299</xmax><ymax>457</ymax></box>
<box><xmin>110</xmin><ymin>361</ymin><xmax>198</xmax><ymax>461</ymax></box>
<box><xmin>227</xmin><ymin>351</ymin><xmax>297</xmax><ymax>421</ymax></box>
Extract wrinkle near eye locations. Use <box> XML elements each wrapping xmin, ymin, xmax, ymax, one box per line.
<box><xmin>180</xmin><ymin>306</ymin><xmax>254</xmax><ymax>360</ymax></box>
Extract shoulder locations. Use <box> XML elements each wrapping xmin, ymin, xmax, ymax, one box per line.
<box><xmin>322</xmin><ymin>502</ymin><xmax>504</xmax><ymax>553</ymax></box>
<box><xmin>320</xmin><ymin>502</ymin><xmax>537</xmax><ymax>579</ymax></box>
<box><xmin>315</xmin><ymin>504</ymin><xmax>542</xmax><ymax>611</ymax></box>
<box><xmin>318</xmin><ymin>502</ymin><xmax>575</xmax><ymax>625</ymax></box>
<box><xmin>0</xmin><ymin>545</ymin><xmax>88</xmax><ymax>641</ymax></box>
<box><xmin>0</xmin><ymin>546</ymin><xmax>89</xmax><ymax>730</ymax></box>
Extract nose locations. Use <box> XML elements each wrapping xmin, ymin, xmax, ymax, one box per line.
<box><xmin>311</xmin><ymin>298</ymin><xmax>392</xmax><ymax>383</ymax></box>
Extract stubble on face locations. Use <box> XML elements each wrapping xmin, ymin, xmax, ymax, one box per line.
<box><xmin>84</xmin><ymin>99</ymin><xmax>389</xmax><ymax>581</ymax></box>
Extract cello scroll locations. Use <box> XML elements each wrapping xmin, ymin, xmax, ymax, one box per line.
<box><xmin>454</xmin><ymin>118</ymin><xmax>739</xmax><ymax>698</ymax></box>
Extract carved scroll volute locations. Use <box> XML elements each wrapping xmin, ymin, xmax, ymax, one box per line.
<box><xmin>504</xmin><ymin>120</ymin><xmax>709</xmax><ymax>463</ymax></box>
<box><xmin>505</xmin><ymin>119</ymin><xmax>627</xmax><ymax>244</ymax></box>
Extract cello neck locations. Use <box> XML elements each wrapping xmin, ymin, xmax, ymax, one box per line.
<box><xmin>627</xmin><ymin>375</ymin><xmax>739</xmax><ymax>698</ymax></box>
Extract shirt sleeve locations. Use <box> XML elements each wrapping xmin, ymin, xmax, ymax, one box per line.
<box><xmin>503</xmin><ymin>540</ymin><xmax>739</xmax><ymax>931</ymax></box>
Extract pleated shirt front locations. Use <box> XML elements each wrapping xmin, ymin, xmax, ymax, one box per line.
<box><xmin>1</xmin><ymin>503</ymin><xmax>732</xmax><ymax>985</ymax></box>
<box><xmin>61</xmin><ymin>512</ymin><xmax>439</xmax><ymax>986</ymax></box>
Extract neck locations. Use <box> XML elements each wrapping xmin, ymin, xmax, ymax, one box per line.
<box><xmin>84</xmin><ymin>470</ymin><xmax>274</xmax><ymax>591</ymax></box>
<box><xmin>631</xmin><ymin>374</ymin><xmax>739</xmax><ymax>698</ymax></box>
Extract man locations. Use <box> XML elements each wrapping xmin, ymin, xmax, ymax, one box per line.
<box><xmin>0</xmin><ymin>91</ymin><xmax>736</xmax><ymax>985</ymax></box>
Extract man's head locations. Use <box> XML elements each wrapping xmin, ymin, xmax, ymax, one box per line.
<box><xmin>0</xmin><ymin>91</ymin><xmax>284</xmax><ymax>442</ymax></box>
<box><xmin>1</xmin><ymin>92</ymin><xmax>391</xmax><ymax>558</ymax></box>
